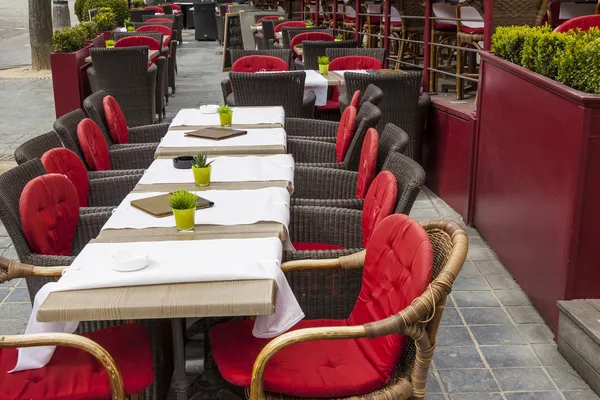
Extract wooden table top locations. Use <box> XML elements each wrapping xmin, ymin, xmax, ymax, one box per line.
<box><xmin>325</xmin><ymin>69</ymin><xmax>405</xmax><ymax>86</ymax></box>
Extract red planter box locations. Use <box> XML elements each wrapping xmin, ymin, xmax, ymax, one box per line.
<box><xmin>50</xmin><ymin>44</ymin><xmax>93</xmax><ymax>118</ymax></box>
<box><xmin>87</xmin><ymin>34</ymin><xmax>105</xmax><ymax>48</ymax></box>
<box><xmin>474</xmin><ymin>51</ymin><xmax>600</xmax><ymax>332</ymax></box>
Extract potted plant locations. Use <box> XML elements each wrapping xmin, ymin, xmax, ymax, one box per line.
<box><xmin>77</xmin><ymin>21</ymin><xmax>104</xmax><ymax>47</ymax></box>
<box><xmin>278</xmin><ymin>16</ymin><xmax>284</xmax><ymax>20</ymax></box>
<box><xmin>132</xmin><ymin>0</ymin><xmax>145</xmax><ymax>8</ymax></box>
<box><xmin>217</xmin><ymin>105</ymin><xmax>233</xmax><ymax>127</ymax></box>
<box><xmin>305</xmin><ymin>20</ymin><xmax>314</xmax><ymax>28</ymax></box>
<box><xmin>105</xmin><ymin>39</ymin><xmax>115</xmax><ymax>48</ymax></box>
<box><xmin>94</xmin><ymin>8</ymin><xmax>117</xmax><ymax>40</ymax></box>
<box><xmin>76</xmin><ymin>0</ymin><xmax>130</xmax><ymax>26</ymax></box>
<box><xmin>169</xmin><ymin>189</ymin><xmax>197</xmax><ymax>231</ymax></box>
<box><xmin>50</xmin><ymin>26</ymin><xmax>93</xmax><ymax>118</ymax></box>
<box><xmin>191</xmin><ymin>153</ymin><xmax>214</xmax><ymax>186</ymax></box>
<box><xmin>334</xmin><ymin>33</ymin><xmax>343</xmax><ymax>42</ymax></box>
<box><xmin>318</xmin><ymin>56</ymin><xmax>329</xmax><ymax>75</ymax></box>
<box><xmin>127</xmin><ymin>25</ymin><xmax>135</xmax><ymax>32</ymax></box>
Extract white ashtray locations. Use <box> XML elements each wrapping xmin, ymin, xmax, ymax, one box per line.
<box><xmin>112</xmin><ymin>250</ymin><xmax>149</xmax><ymax>272</ymax></box>
<box><xmin>199</xmin><ymin>105</ymin><xmax>219</xmax><ymax>114</ymax></box>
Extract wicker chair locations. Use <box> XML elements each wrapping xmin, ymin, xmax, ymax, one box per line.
<box><xmin>53</xmin><ymin>109</ymin><xmax>156</xmax><ymax>170</ymax></box>
<box><xmin>142</xmin><ymin>13</ymin><xmax>182</xmax><ymax>44</ymax></box>
<box><xmin>211</xmin><ymin>217</ymin><xmax>468</xmax><ymax>400</ymax></box>
<box><xmin>135</xmin><ymin>25</ymin><xmax>178</xmax><ymax>95</ymax></box>
<box><xmin>326</xmin><ymin>47</ymin><xmax>386</xmax><ymax>65</ymax></box>
<box><xmin>272</xmin><ymin>27</ymin><xmax>333</xmax><ymax>49</ymax></box>
<box><xmin>128</xmin><ymin>20</ymin><xmax>174</xmax><ymax>31</ymax></box>
<box><xmin>131</xmin><ymin>9</ymin><xmax>155</xmax><ymax>22</ymax></box>
<box><xmin>345</xmin><ymin>71</ymin><xmax>423</xmax><ymax>161</ymax></box>
<box><xmin>221</xmin><ymin>49</ymin><xmax>294</xmax><ymax>105</ymax></box>
<box><xmin>87</xmin><ymin>47</ymin><xmax>157</xmax><ymax>127</ymax></box>
<box><xmin>288</xmin><ymin>102</ymin><xmax>382</xmax><ymax>170</ymax></box>
<box><xmin>301</xmin><ymin>39</ymin><xmax>357</xmax><ymax>70</ymax></box>
<box><xmin>339</xmin><ymin>83</ymin><xmax>384</xmax><ymax>114</ymax></box>
<box><xmin>229</xmin><ymin>71</ymin><xmax>316</xmax><ymax>118</ymax></box>
<box><xmin>259</xmin><ymin>20</ymin><xmax>287</xmax><ymax>50</ymax></box>
<box><xmin>83</xmin><ymin>91</ymin><xmax>169</xmax><ymax>144</ymax></box>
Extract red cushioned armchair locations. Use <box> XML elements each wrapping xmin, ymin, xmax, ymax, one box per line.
<box><xmin>210</xmin><ymin>216</ymin><xmax>468</xmax><ymax>400</ymax></box>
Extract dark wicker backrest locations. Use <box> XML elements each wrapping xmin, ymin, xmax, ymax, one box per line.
<box><xmin>130</xmin><ymin>9</ymin><xmax>155</xmax><ymax>22</ymax></box>
<box><xmin>90</xmin><ymin>46</ymin><xmax>150</xmax><ymax>77</ymax></box>
<box><xmin>262</xmin><ymin>20</ymin><xmax>287</xmax><ymax>41</ymax></box>
<box><xmin>362</xmin><ymin>83</ymin><xmax>384</xmax><ymax>107</ymax></box>
<box><xmin>345</xmin><ymin>71</ymin><xmax>422</xmax><ymax>160</ymax></box>
<box><xmin>282</xmin><ymin>27</ymin><xmax>333</xmax><ymax>48</ymax></box>
<box><xmin>230</xmin><ymin>49</ymin><xmax>294</xmax><ymax>70</ymax></box>
<box><xmin>378</xmin><ymin>123</ymin><xmax>409</xmax><ymax>171</ymax></box>
<box><xmin>83</xmin><ymin>90</ymin><xmax>112</xmax><ymax>145</ymax></box>
<box><xmin>112</xmin><ymin>31</ymin><xmax>164</xmax><ymax>45</ymax></box>
<box><xmin>382</xmin><ymin>151</ymin><xmax>426</xmax><ymax>214</ymax></box>
<box><xmin>14</xmin><ymin>131</ymin><xmax>63</xmax><ymax>165</ymax></box>
<box><xmin>492</xmin><ymin>0</ymin><xmax>549</xmax><ymax>29</ymax></box>
<box><xmin>229</xmin><ymin>71</ymin><xmax>307</xmax><ymax>118</ymax></box>
<box><xmin>302</xmin><ymin>40</ymin><xmax>357</xmax><ymax>70</ymax></box>
<box><xmin>326</xmin><ymin>47</ymin><xmax>386</xmax><ymax>64</ymax></box>
<box><xmin>53</xmin><ymin>109</ymin><xmax>88</xmax><ymax>164</ymax></box>
<box><xmin>344</xmin><ymin>102</ymin><xmax>382</xmax><ymax>170</ymax></box>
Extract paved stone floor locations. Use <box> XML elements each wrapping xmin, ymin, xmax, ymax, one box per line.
<box><xmin>0</xmin><ymin>30</ymin><xmax>598</xmax><ymax>400</ymax></box>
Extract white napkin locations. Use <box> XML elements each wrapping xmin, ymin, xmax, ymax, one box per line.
<box><xmin>170</xmin><ymin>107</ymin><xmax>285</xmax><ymax>128</ymax></box>
<box><xmin>139</xmin><ymin>155</ymin><xmax>295</xmax><ymax>190</ymax></box>
<box><xmin>12</xmin><ymin>238</ymin><xmax>305</xmax><ymax>372</ymax></box>
<box><xmin>302</xmin><ymin>70</ymin><xmax>328</xmax><ymax>106</ymax></box>
<box><xmin>158</xmin><ymin>128</ymin><xmax>287</xmax><ymax>150</ymax></box>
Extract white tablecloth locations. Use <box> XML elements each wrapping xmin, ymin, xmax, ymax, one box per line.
<box><xmin>170</xmin><ymin>107</ymin><xmax>285</xmax><ymax>128</ymax></box>
<box><xmin>158</xmin><ymin>128</ymin><xmax>287</xmax><ymax>150</ymax></box>
<box><xmin>303</xmin><ymin>70</ymin><xmax>328</xmax><ymax>106</ymax></box>
<box><xmin>12</xmin><ymin>238</ymin><xmax>305</xmax><ymax>372</ymax></box>
<box><xmin>139</xmin><ymin>155</ymin><xmax>295</xmax><ymax>188</ymax></box>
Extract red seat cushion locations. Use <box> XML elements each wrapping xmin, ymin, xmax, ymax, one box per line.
<box><xmin>356</xmin><ymin>128</ymin><xmax>378</xmax><ymax>199</ymax></box>
<box><xmin>114</xmin><ymin>36</ymin><xmax>161</xmax><ymax>63</ymax></box>
<box><xmin>0</xmin><ymin>324</ymin><xmax>155</xmax><ymax>400</ymax></box>
<box><xmin>329</xmin><ymin>56</ymin><xmax>382</xmax><ymax>71</ymax></box>
<box><xmin>136</xmin><ymin>24</ymin><xmax>173</xmax><ymax>46</ymax></box>
<box><xmin>19</xmin><ymin>174</ymin><xmax>79</xmax><ymax>256</ymax></box>
<box><xmin>289</xmin><ymin>32</ymin><xmax>334</xmax><ymax>57</ymax></box>
<box><xmin>77</xmin><ymin>119</ymin><xmax>111</xmax><ymax>171</ymax></box>
<box><xmin>211</xmin><ymin>214</ymin><xmax>433</xmax><ymax>398</ymax></box>
<box><xmin>390</xmin><ymin>20</ymin><xmax>402</xmax><ymax>27</ymax></box>
<box><xmin>556</xmin><ymin>15</ymin><xmax>600</xmax><ymax>33</ymax></box>
<box><xmin>361</xmin><ymin>171</ymin><xmax>397</xmax><ymax>247</ymax></box>
<box><xmin>460</xmin><ymin>25</ymin><xmax>484</xmax><ymax>34</ymax></box>
<box><xmin>316</xmin><ymin>99</ymin><xmax>339</xmax><ymax>112</ymax></box>
<box><xmin>350</xmin><ymin>90</ymin><xmax>361</xmax><ymax>109</ymax></box>
<box><xmin>102</xmin><ymin>95</ymin><xmax>130</xmax><ymax>144</ymax></box>
<box><xmin>231</xmin><ymin>55</ymin><xmax>288</xmax><ymax>72</ymax></box>
<box><xmin>335</xmin><ymin>105</ymin><xmax>357</xmax><ymax>163</ymax></box>
<box><xmin>435</xmin><ymin>22</ymin><xmax>456</xmax><ymax>30</ymax></box>
<box><xmin>292</xmin><ymin>242</ymin><xmax>345</xmax><ymax>251</ymax></box>
<box><xmin>41</xmin><ymin>148</ymin><xmax>90</xmax><ymax>208</ymax></box>
<box><xmin>171</xmin><ymin>4</ymin><xmax>181</xmax><ymax>11</ymax></box>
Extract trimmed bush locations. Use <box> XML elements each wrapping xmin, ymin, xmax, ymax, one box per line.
<box><xmin>52</xmin><ymin>27</ymin><xmax>86</xmax><ymax>53</ymax></box>
<box><xmin>75</xmin><ymin>0</ymin><xmax>129</xmax><ymax>25</ymax></box>
<box><xmin>76</xmin><ymin>21</ymin><xmax>98</xmax><ymax>40</ymax></box>
<box><xmin>132</xmin><ymin>0</ymin><xmax>145</xmax><ymax>8</ymax></box>
<box><xmin>93</xmin><ymin>8</ymin><xmax>116</xmax><ymax>32</ymax></box>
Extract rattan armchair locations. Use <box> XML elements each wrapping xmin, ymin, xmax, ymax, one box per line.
<box><xmin>326</xmin><ymin>47</ymin><xmax>386</xmax><ymax>65</ymax></box>
<box><xmin>338</xmin><ymin>83</ymin><xmax>384</xmax><ymax>114</ymax></box>
<box><xmin>87</xmin><ymin>47</ymin><xmax>157</xmax><ymax>127</ymax></box>
<box><xmin>229</xmin><ymin>71</ymin><xmax>316</xmax><ymax>118</ymax></box>
<box><xmin>300</xmin><ymin>39</ymin><xmax>357</xmax><ymax>70</ymax></box>
<box><xmin>53</xmin><ymin>109</ymin><xmax>156</xmax><ymax>170</ymax></box>
<box><xmin>83</xmin><ymin>91</ymin><xmax>169</xmax><ymax>144</ymax></box>
<box><xmin>260</xmin><ymin>20</ymin><xmax>287</xmax><ymax>50</ymax></box>
<box><xmin>272</xmin><ymin>27</ymin><xmax>333</xmax><ymax>49</ymax></box>
<box><xmin>142</xmin><ymin>13</ymin><xmax>182</xmax><ymax>45</ymax></box>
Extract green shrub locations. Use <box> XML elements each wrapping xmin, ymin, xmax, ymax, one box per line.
<box><xmin>77</xmin><ymin>0</ymin><xmax>129</xmax><ymax>25</ymax></box>
<box><xmin>75</xmin><ymin>21</ymin><xmax>98</xmax><ymax>40</ymax></box>
<box><xmin>132</xmin><ymin>0</ymin><xmax>145</xmax><ymax>8</ymax></box>
<box><xmin>534</xmin><ymin>31</ymin><xmax>568</xmax><ymax>80</ymax></box>
<box><xmin>74</xmin><ymin>0</ymin><xmax>86</xmax><ymax>21</ymax></box>
<box><xmin>492</xmin><ymin>26</ymin><xmax>531</xmax><ymax>65</ymax></box>
<box><xmin>520</xmin><ymin>26</ymin><xmax>550</xmax><ymax>72</ymax></box>
<box><xmin>93</xmin><ymin>9</ymin><xmax>116</xmax><ymax>32</ymax></box>
<box><xmin>52</xmin><ymin>27</ymin><xmax>86</xmax><ymax>53</ymax></box>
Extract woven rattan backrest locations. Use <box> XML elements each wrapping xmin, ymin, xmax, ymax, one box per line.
<box><xmin>112</xmin><ymin>31</ymin><xmax>164</xmax><ymax>46</ymax></box>
<box><xmin>344</xmin><ymin>102</ymin><xmax>382</xmax><ymax>170</ymax></box>
<box><xmin>83</xmin><ymin>90</ymin><xmax>112</xmax><ymax>144</ymax></box>
<box><xmin>53</xmin><ymin>109</ymin><xmax>88</xmax><ymax>164</ymax></box>
<box><xmin>229</xmin><ymin>71</ymin><xmax>307</xmax><ymax>118</ymax></box>
<box><xmin>282</xmin><ymin>27</ymin><xmax>332</xmax><ymax>48</ymax></box>
<box><xmin>397</xmin><ymin>0</ymin><xmax>425</xmax><ymax>31</ymax></box>
<box><xmin>230</xmin><ymin>49</ymin><xmax>294</xmax><ymax>70</ymax></box>
<box><xmin>326</xmin><ymin>47</ymin><xmax>386</xmax><ymax>64</ymax></box>
<box><xmin>493</xmin><ymin>0</ymin><xmax>549</xmax><ymax>30</ymax></box>
<box><xmin>14</xmin><ymin>131</ymin><xmax>63</xmax><ymax>165</ymax></box>
<box><xmin>382</xmin><ymin>151</ymin><xmax>426</xmax><ymax>215</ymax></box>
<box><xmin>377</xmin><ymin>123</ymin><xmax>409</xmax><ymax>171</ymax></box>
<box><xmin>90</xmin><ymin>47</ymin><xmax>150</xmax><ymax>77</ymax></box>
<box><xmin>302</xmin><ymin>40</ymin><xmax>357</xmax><ymax>70</ymax></box>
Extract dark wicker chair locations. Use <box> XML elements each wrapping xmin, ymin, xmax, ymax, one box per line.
<box><xmin>83</xmin><ymin>91</ymin><xmax>168</xmax><ymax>144</ymax></box>
<box><xmin>53</xmin><ymin>109</ymin><xmax>156</xmax><ymax>170</ymax></box>
<box><xmin>128</xmin><ymin>20</ymin><xmax>174</xmax><ymax>31</ymax></box>
<box><xmin>229</xmin><ymin>71</ymin><xmax>316</xmax><ymax>118</ymax></box>
<box><xmin>142</xmin><ymin>13</ymin><xmax>182</xmax><ymax>44</ymax></box>
<box><xmin>338</xmin><ymin>83</ymin><xmax>384</xmax><ymax>114</ymax></box>
<box><xmin>221</xmin><ymin>49</ymin><xmax>294</xmax><ymax>105</ymax></box>
<box><xmin>325</xmin><ymin>47</ymin><xmax>386</xmax><ymax>65</ymax></box>
<box><xmin>259</xmin><ymin>20</ymin><xmax>287</xmax><ymax>50</ymax></box>
<box><xmin>272</xmin><ymin>27</ymin><xmax>333</xmax><ymax>49</ymax></box>
<box><xmin>288</xmin><ymin>102</ymin><xmax>382</xmax><ymax>169</ymax></box>
<box><xmin>345</xmin><ymin>71</ymin><xmax>423</xmax><ymax>161</ymax></box>
<box><xmin>0</xmin><ymin>160</ymin><xmax>174</xmax><ymax>400</ymax></box>
<box><xmin>130</xmin><ymin>9</ymin><xmax>155</xmax><ymax>22</ymax></box>
<box><xmin>300</xmin><ymin>39</ymin><xmax>357</xmax><ymax>70</ymax></box>
<box><xmin>87</xmin><ymin>47</ymin><xmax>157</xmax><ymax>127</ymax></box>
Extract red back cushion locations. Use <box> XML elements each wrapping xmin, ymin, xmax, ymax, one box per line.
<box><xmin>335</xmin><ymin>105</ymin><xmax>357</xmax><ymax>163</ymax></box>
<box><xmin>115</xmin><ymin>35</ymin><xmax>161</xmax><ymax>50</ymax></box>
<box><xmin>329</xmin><ymin>56</ymin><xmax>382</xmax><ymax>71</ymax></box>
<box><xmin>556</xmin><ymin>15</ymin><xmax>600</xmax><ymax>33</ymax></box>
<box><xmin>20</xmin><ymin>174</ymin><xmax>80</xmax><ymax>256</ymax></box>
<box><xmin>257</xmin><ymin>16</ymin><xmax>280</xmax><ymax>23</ymax></box>
<box><xmin>350</xmin><ymin>90</ymin><xmax>361</xmax><ymax>109</ymax></box>
<box><xmin>289</xmin><ymin>32</ymin><xmax>334</xmax><ymax>56</ymax></box>
<box><xmin>356</xmin><ymin>128</ymin><xmax>378</xmax><ymax>199</ymax></box>
<box><xmin>231</xmin><ymin>55</ymin><xmax>289</xmax><ymax>72</ymax></box>
<box><xmin>361</xmin><ymin>171</ymin><xmax>397</xmax><ymax>247</ymax></box>
<box><xmin>143</xmin><ymin>5</ymin><xmax>163</xmax><ymax>12</ymax></box>
<box><xmin>274</xmin><ymin>21</ymin><xmax>307</xmax><ymax>34</ymax></box>
<box><xmin>171</xmin><ymin>4</ymin><xmax>181</xmax><ymax>11</ymax></box>
<box><xmin>102</xmin><ymin>95</ymin><xmax>130</xmax><ymax>144</ymax></box>
<box><xmin>147</xmin><ymin>18</ymin><xmax>173</xmax><ymax>23</ymax></box>
<box><xmin>136</xmin><ymin>24</ymin><xmax>173</xmax><ymax>42</ymax></box>
<box><xmin>41</xmin><ymin>148</ymin><xmax>90</xmax><ymax>208</ymax></box>
<box><xmin>77</xmin><ymin>118</ymin><xmax>111</xmax><ymax>171</ymax></box>
<box><xmin>348</xmin><ymin>214</ymin><xmax>433</xmax><ymax>380</ymax></box>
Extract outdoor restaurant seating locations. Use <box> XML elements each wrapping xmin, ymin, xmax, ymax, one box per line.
<box><xmin>143</xmin><ymin>5</ymin><xmax>164</xmax><ymax>13</ymax></box>
<box><xmin>289</xmin><ymin>31</ymin><xmax>334</xmax><ymax>64</ymax></box>
<box><xmin>143</xmin><ymin>14</ymin><xmax>182</xmax><ymax>44</ymax></box>
<box><xmin>271</xmin><ymin>21</ymin><xmax>310</xmax><ymax>48</ymax></box>
<box><xmin>211</xmin><ymin>215</ymin><xmax>467</xmax><ymax>399</ymax></box>
<box><xmin>228</xmin><ymin>71</ymin><xmax>316</xmax><ymax>118</ymax></box>
<box><xmin>87</xmin><ymin>47</ymin><xmax>158</xmax><ymax>127</ymax></box>
<box><xmin>83</xmin><ymin>91</ymin><xmax>168</xmax><ymax>145</ymax></box>
<box><xmin>339</xmin><ymin>83</ymin><xmax>384</xmax><ymax>113</ymax></box>
<box><xmin>300</xmin><ymin>39</ymin><xmax>357</xmax><ymax>70</ymax></box>
<box><xmin>130</xmin><ymin>9</ymin><xmax>155</xmax><ymax>22</ymax></box>
<box><xmin>136</xmin><ymin>24</ymin><xmax>178</xmax><ymax>94</ymax></box>
<box><xmin>255</xmin><ymin>19</ymin><xmax>288</xmax><ymax>50</ymax></box>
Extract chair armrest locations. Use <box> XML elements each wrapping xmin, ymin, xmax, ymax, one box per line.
<box><xmin>293</xmin><ymin>167</ymin><xmax>357</xmax><ymax>198</ymax></box>
<box><xmin>291</xmin><ymin>198</ymin><xmax>364</xmax><ymax>209</ymax></box>
<box><xmin>128</xmin><ymin>123</ymin><xmax>169</xmax><ymax>143</ymax></box>
<box><xmin>338</xmin><ymin>91</ymin><xmax>350</xmax><ymax>113</ymax></box>
<box><xmin>87</xmin><ymin>170</ymin><xmax>145</xmax><ymax>180</ymax></box>
<box><xmin>0</xmin><ymin>257</ymin><xmax>66</xmax><ymax>283</ymax></box>
<box><xmin>287</xmin><ymin>138</ymin><xmax>337</xmax><ymax>163</ymax></box>
<box><xmin>285</xmin><ymin>118</ymin><xmax>339</xmax><ymax>138</ymax></box>
<box><xmin>290</xmin><ymin>206</ymin><xmax>363</xmax><ymax>248</ymax></box>
<box><xmin>80</xmin><ymin>206</ymin><xmax>115</xmax><ymax>215</ymax></box>
<box><xmin>88</xmin><ymin>174</ymin><xmax>142</xmax><ymax>207</ymax></box>
<box><xmin>301</xmin><ymin>91</ymin><xmax>316</xmax><ymax>118</ymax></box>
<box><xmin>109</xmin><ymin>144</ymin><xmax>156</xmax><ymax>170</ymax></box>
<box><xmin>221</xmin><ymin>79</ymin><xmax>232</xmax><ymax>104</ymax></box>
<box><xmin>282</xmin><ymin>249</ymin><xmax>365</xmax><ymax>269</ymax></box>
<box><xmin>24</xmin><ymin>253</ymin><xmax>75</xmax><ymax>267</ymax></box>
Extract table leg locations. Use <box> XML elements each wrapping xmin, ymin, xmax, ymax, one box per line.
<box><xmin>171</xmin><ymin>318</ymin><xmax>188</xmax><ymax>400</ymax></box>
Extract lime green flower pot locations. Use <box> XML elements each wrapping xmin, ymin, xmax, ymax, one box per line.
<box><xmin>173</xmin><ymin>208</ymin><xmax>195</xmax><ymax>231</ymax></box>
<box><xmin>319</xmin><ymin>64</ymin><xmax>329</xmax><ymax>75</ymax></box>
<box><xmin>192</xmin><ymin>165</ymin><xmax>211</xmax><ymax>186</ymax></box>
<box><xmin>219</xmin><ymin>111</ymin><xmax>233</xmax><ymax>127</ymax></box>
